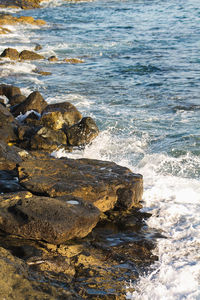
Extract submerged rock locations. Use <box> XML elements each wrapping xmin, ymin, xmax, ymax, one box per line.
<box><xmin>18</xmin><ymin>157</ymin><xmax>143</xmax><ymax>212</ymax></box>
<box><xmin>0</xmin><ymin>191</ymin><xmax>100</xmax><ymax>244</ymax></box>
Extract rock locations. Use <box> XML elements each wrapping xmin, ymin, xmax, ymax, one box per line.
<box><xmin>0</xmin><ymin>103</ymin><xmax>18</xmax><ymax>142</ymax></box>
<box><xmin>19</xmin><ymin>50</ymin><xmax>44</xmax><ymax>60</ymax></box>
<box><xmin>23</xmin><ymin>111</ymin><xmax>41</xmax><ymax>126</ymax></box>
<box><xmin>48</xmin><ymin>55</ymin><xmax>58</xmax><ymax>62</ymax></box>
<box><xmin>18</xmin><ymin>16</ymin><xmax>46</xmax><ymax>25</ymax></box>
<box><xmin>9</xmin><ymin>94</ymin><xmax>26</xmax><ymax>106</ymax></box>
<box><xmin>63</xmin><ymin>58</ymin><xmax>84</xmax><ymax>64</ymax></box>
<box><xmin>40</xmin><ymin>111</ymin><xmax>65</xmax><ymax>130</ymax></box>
<box><xmin>0</xmin><ymin>0</ymin><xmax>42</xmax><ymax>10</ymax></box>
<box><xmin>12</xmin><ymin>91</ymin><xmax>47</xmax><ymax>117</ymax></box>
<box><xmin>0</xmin><ymin>47</ymin><xmax>19</xmax><ymax>60</ymax></box>
<box><xmin>18</xmin><ymin>157</ymin><xmax>143</xmax><ymax>212</ymax></box>
<box><xmin>65</xmin><ymin>117</ymin><xmax>99</xmax><ymax>146</ymax></box>
<box><xmin>0</xmin><ymin>140</ymin><xmax>22</xmax><ymax>170</ymax></box>
<box><xmin>0</xmin><ymin>246</ymin><xmax>77</xmax><ymax>299</ymax></box>
<box><xmin>34</xmin><ymin>44</ymin><xmax>42</xmax><ymax>51</ymax></box>
<box><xmin>43</xmin><ymin>101</ymin><xmax>82</xmax><ymax>127</ymax></box>
<box><xmin>30</xmin><ymin>126</ymin><xmax>67</xmax><ymax>151</ymax></box>
<box><xmin>0</xmin><ymin>26</ymin><xmax>11</xmax><ymax>34</ymax></box>
<box><xmin>0</xmin><ymin>84</ymin><xmax>21</xmax><ymax>100</ymax></box>
<box><xmin>0</xmin><ymin>170</ymin><xmax>24</xmax><ymax>193</ymax></box>
<box><xmin>0</xmin><ymin>13</ymin><xmax>46</xmax><ymax>25</ymax></box>
<box><xmin>33</xmin><ymin>68</ymin><xmax>52</xmax><ymax>76</ymax></box>
<box><xmin>0</xmin><ymin>191</ymin><xmax>100</xmax><ymax>244</ymax></box>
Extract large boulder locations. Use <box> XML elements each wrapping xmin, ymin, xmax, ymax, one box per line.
<box><xmin>19</xmin><ymin>50</ymin><xmax>44</xmax><ymax>60</ymax></box>
<box><xmin>30</xmin><ymin>126</ymin><xmax>67</xmax><ymax>151</ymax></box>
<box><xmin>0</xmin><ymin>191</ymin><xmax>100</xmax><ymax>244</ymax></box>
<box><xmin>0</xmin><ymin>103</ymin><xmax>18</xmax><ymax>142</ymax></box>
<box><xmin>18</xmin><ymin>157</ymin><xmax>143</xmax><ymax>212</ymax></box>
<box><xmin>0</xmin><ymin>140</ymin><xmax>22</xmax><ymax>170</ymax></box>
<box><xmin>40</xmin><ymin>111</ymin><xmax>65</xmax><ymax>130</ymax></box>
<box><xmin>0</xmin><ymin>84</ymin><xmax>21</xmax><ymax>100</ymax></box>
<box><xmin>0</xmin><ymin>47</ymin><xmax>19</xmax><ymax>60</ymax></box>
<box><xmin>42</xmin><ymin>102</ymin><xmax>82</xmax><ymax>127</ymax></box>
<box><xmin>11</xmin><ymin>91</ymin><xmax>47</xmax><ymax>116</ymax></box>
<box><xmin>9</xmin><ymin>94</ymin><xmax>26</xmax><ymax>106</ymax></box>
<box><xmin>65</xmin><ymin>117</ymin><xmax>99</xmax><ymax>146</ymax></box>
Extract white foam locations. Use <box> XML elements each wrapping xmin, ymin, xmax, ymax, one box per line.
<box><xmin>66</xmin><ymin>200</ymin><xmax>79</xmax><ymax>205</ymax></box>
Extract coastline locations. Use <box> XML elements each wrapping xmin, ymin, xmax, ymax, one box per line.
<box><xmin>0</xmin><ymin>2</ymin><xmax>156</xmax><ymax>299</ymax></box>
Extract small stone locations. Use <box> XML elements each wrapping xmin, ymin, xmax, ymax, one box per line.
<box><xmin>63</xmin><ymin>58</ymin><xmax>84</xmax><ymax>64</ymax></box>
<box><xmin>48</xmin><ymin>55</ymin><xmax>58</xmax><ymax>62</ymax></box>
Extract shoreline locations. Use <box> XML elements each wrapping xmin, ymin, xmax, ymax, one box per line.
<box><xmin>0</xmin><ymin>2</ymin><xmax>157</xmax><ymax>299</ymax></box>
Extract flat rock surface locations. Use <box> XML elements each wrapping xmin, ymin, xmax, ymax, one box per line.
<box><xmin>18</xmin><ymin>157</ymin><xmax>143</xmax><ymax>212</ymax></box>
<box><xmin>0</xmin><ymin>191</ymin><xmax>100</xmax><ymax>244</ymax></box>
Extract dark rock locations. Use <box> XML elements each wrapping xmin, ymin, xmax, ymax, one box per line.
<box><xmin>19</xmin><ymin>50</ymin><xmax>44</xmax><ymax>60</ymax></box>
<box><xmin>43</xmin><ymin>101</ymin><xmax>82</xmax><ymax>127</ymax></box>
<box><xmin>0</xmin><ymin>103</ymin><xmax>18</xmax><ymax>142</ymax></box>
<box><xmin>23</xmin><ymin>111</ymin><xmax>41</xmax><ymax>127</ymax></box>
<box><xmin>0</xmin><ymin>246</ymin><xmax>77</xmax><ymax>299</ymax></box>
<box><xmin>30</xmin><ymin>126</ymin><xmax>67</xmax><ymax>151</ymax></box>
<box><xmin>0</xmin><ymin>170</ymin><xmax>24</xmax><ymax>193</ymax></box>
<box><xmin>12</xmin><ymin>91</ymin><xmax>47</xmax><ymax>117</ymax></box>
<box><xmin>65</xmin><ymin>117</ymin><xmax>99</xmax><ymax>146</ymax></box>
<box><xmin>9</xmin><ymin>94</ymin><xmax>26</xmax><ymax>106</ymax></box>
<box><xmin>0</xmin><ymin>0</ymin><xmax>42</xmax><ymax>9</ymax></box>
<box><xmin>34</xmin><ymin>44</ymin><xmax>42</xmax><ymax>51</ymax></box>
<box><xmin>0</xmin><ymin>140</ymin><xmax>22</xmax><ymax>170</ymax></box>
<box><xmin>0</xmin><ymin>191</ymin><xmax>100</xmax><ymax>244</ymax></box>
<box><xmin>0</xmin><ymin>47</ymin><xmax>19</xmax><ymax>60</ymax></box>
<box><xmin>18</xmin><ymin>157</ymin><xmax>143</xmax><ymax>212</ymax></box>
<box><xmin>0</xmin><ymin>84</ymin><xmax>21</xmax><ymax>100</ymax></box>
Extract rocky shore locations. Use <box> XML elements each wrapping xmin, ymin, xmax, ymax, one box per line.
<box><xmin>0</xmin><ymin>2</ymin><xmax>157</xmax><ymax>299</ymax></box>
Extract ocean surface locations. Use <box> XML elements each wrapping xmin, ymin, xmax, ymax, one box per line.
<box><xmin>0</xmin><ymin>0</ymin><xmax>200</xmax><ymax>299</ymax></box>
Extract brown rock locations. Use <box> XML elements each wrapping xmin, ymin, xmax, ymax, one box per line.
<box><xmin>40</xmin><ymin>111</ymin><xmax>65</xmax><ymax>130</ymax></box>
<box><xmin>0</xmin><ymin>140</ymin><xmax>22</xmax><ymax>170</ymax></box>
<box><xmin>0</xmin><ymin>103</ymin><xmax>18</xmax><ymax>142</ymax></box>
<box><xmin>30</xmin><ymin>126</ymin><xmax>67</xmax><ymax>151</ymax></box>
<box><xmin>0</xmin><ymin>26</ymin><xmax>11</xmax><ymax>34</ymax></box>
<box><xmin>0</xmin><ymin>191</ymin><xmax>100</xmax><ymax>244</ymax></box>
<box><xmin>65</xmin><ymin>117</ymin><xmax>99</xmax><ymax>146</ymax></box>
<box><xmin>33</xmin><ymin>68</ymin><xmax>52</xmax><ymax>76</ymax></box>
<box><xmin>34</xmin><ymin>44</ymin><xmax>42</xmax><ymax>51</ymax></box>
<box><xmin>19</xmin><ymin>50</ymin><xmax>44</xmax><ymax>60</ymax></box>
<box><xmin>63</xmin><ymin>58</ymin><xmax>84</xmax><ymax>64</ymax></box>
<box><xmin>43</xmin><ymin>101</ymin><xmax>82</xmax><ymax>127</ymax></box>
<box><xmin>18</xmin><ymin>157</ymin><xmax>143</xmax><ymax>212</ymax></box>
<box><xmin>48</xmin><ymin>55</ymin><xmax>58</xmax><ymax>62</ymax></box>
<box><xmin>0</xmin><ymin>84</ymin><xmax>21</xmax><ymax>100</ymax></box>
<box><xmin>0</xmin><ymin>47</ymin><xmax>19</xmax><ymax>60</ymax></box>
<box><xmin>12</xmin><ymin>91</ymin><xmax>47</xmax><ymax>116</ymax></box>
<box><xmin>9</xmin><ymin>94</ymin><xmax>26</xmax><ymax>106</ymax></box>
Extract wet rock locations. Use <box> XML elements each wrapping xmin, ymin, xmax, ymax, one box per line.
<box><xmin>48</xmin><ymin>55</ymin><xmax>58</xmax><ymax>62</ymax></box>
<box><xmin>33</xmin><ymin>68</ymin><xmax>52</xmax><ymax>76</ymax></box>
<box><xmin>63</xmin><ymin>58</ymin><xmax>84</xmax><ymax>64</ymax></box>
<box><xmin>30</xmin><ymin>126</ymin><xmax>67</xmax><ymax>151</ymax></box>
<box><xmin>0</xmin><ymin>103</ymin><xmax>18</xmax><ymax>142</ymax></box>
<box><xmin>18</xmin><ymin>157</ymin><xmax>143</xmax><ymax>212</ymax></box>
<box><xmin>0</xmin><ymin>84</ymin><xmax>21</xmax><ymax>100</ymax></box>
<box><xmin>0</xmin><ymin>13</ymin><xmax>46</xmax><ymax>25</ymax></box>
<box><xmin>0</xmin><ymin>170</ymin><xmax>24</xmax><ymax>193</ymax></box>
<box><xmin>9</xmin><ymin>94</ymin><xmax>26</xmax><ymax>106</ymax></box>
<box><xmin>12</xmin><ymin>91</ymin><xmax>47</xmax><ymax>117</ymax></box>
<box><xmin>19</xmin><ymin>50</ymin><xmax>45</xmax><ymax>60</ymax></box>
<box><xmin>0</xmin><ymin>1</ymin><xmax>42</xmax><ymax>9</ymax></box>
<box><xmin>40</xmin><ymin>111</ymin><xmax>65</xmax><ymax>130</ymax></box>
<box><xmin>43</xmin><ymin>101</ymin><xmax>82</xmax><ymax>127</ymax></box>
<box><xmin>0</xmin><ymin>140</ymin><xmax>22</xmax><ymax>170</ymax></box>
<box><xmin>0</xmin><ymin>48</ymin><xmax>19</xmax><ymax>60</ymax></box>
<box><xmin>34</xmin><ymin>44</ymin><xmax>42</xmax><ymax>51</ymax></box>
<box><xmin>0</xmin><ymin>26</ymin><xmax>11</xmax><ymax>34</ymax></box>
<box><xmin>65</xmin><ymin>117</ymin><xmax>99</xmax><ymax>146</ymax></box>
<box><xmin>0</xmin><ymin>191</ymin><xmax>100</xmax><ymax>244</ymax></box>
<box><xmin>0</xmin><ymin>246</ymin><xmax>77</xmax><ymax>299</ymax></box>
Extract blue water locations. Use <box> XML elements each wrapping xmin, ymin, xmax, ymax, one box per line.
<box><xmin>0</xmin><ymin>0</ymin><xmax>200</xmax><ymax>299</ymax></box>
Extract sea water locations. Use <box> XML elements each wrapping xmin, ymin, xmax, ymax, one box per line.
<box><xmin>0</xmin><ymin>0</ymin><xmax>200</xmax><ymax>299</ymax></box>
